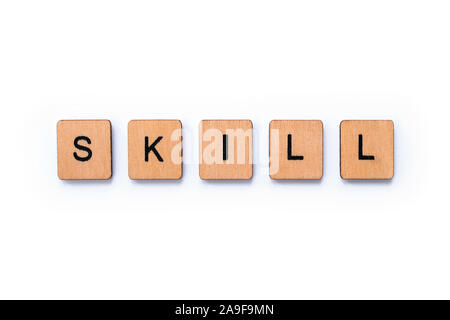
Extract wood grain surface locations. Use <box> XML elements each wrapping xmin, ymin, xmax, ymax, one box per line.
<box><xmin>340</xmin><ymin>120</ymin><xmax>394</xmax><ymax>180</ymax></box>
<box><xmin>270</xmin><ymin>120</ymin><xmax>323</xmax><ymax>180</ymax></box>
<box><xmin>199</xmin><ymin>120</ymin><xmax>253</xmax><ymax>180</ymax></box>
<box><xmin>128</xmin><ymin>120</ymin><xmax>182</xmax><ymax>180</ymax></box>
<box><xmin>57</xmin><ymin>120</ymin><xmax>112</xmax><ymax>180</ymax></box>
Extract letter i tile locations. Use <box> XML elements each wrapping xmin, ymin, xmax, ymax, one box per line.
<box><xmin>199</xmin><ymin>120</ymin><xmax>253</xmax><ymax>180</ymax></box>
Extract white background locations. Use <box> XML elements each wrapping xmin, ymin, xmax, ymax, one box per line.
<box><xmin>0</xmin><ymin>1</ymin><xmax>449</xmax><ymax>299</ymax></box>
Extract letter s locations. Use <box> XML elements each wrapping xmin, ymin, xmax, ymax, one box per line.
<box><xmin>73</xmin><ymin>136</ymin><xmax>92</xmax><ymax>162</ymax></box>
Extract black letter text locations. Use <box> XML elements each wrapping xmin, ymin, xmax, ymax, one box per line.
<box><xmin>145</xmin><ymin>136</ymin><xmax>163</xmax><ymax>162</ymax></box>
<box><xmin>287</xmin><ymin>134</ymin><xmax>304</xmax><ymax>160</ymax></box>
<box><xmin>358</xmin><ymin>134</ymin><xmax>375</xmax><ymax>160</ymax></box>
<box><xmin>73</xmin><ymin>136</ymin><xmax>92</xmax><ymax>162</ymax></box>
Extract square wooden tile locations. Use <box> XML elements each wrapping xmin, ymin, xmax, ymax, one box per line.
<box><xmin>57</xmin><ymin>120</ymin><xmax>112</xmax><ymax>180</ymax></box>
<box><xmin>128</xmin><ymin>120</ymin><xmax>182</xmax><ymax>180</ymax></box>
<box><xmin>199</xmin><ymin>120</ymin><xmax>253</xmax><ymax>180</ymax></box>
<box><xmin>270</xmin><ymin>120</ymin><xmax>323</xmax><ymax>180</ymax></box>
<box><xmin>340</xmin><ymin>120</ymin><xmax>394</xmax><ymax>180</ymax></box>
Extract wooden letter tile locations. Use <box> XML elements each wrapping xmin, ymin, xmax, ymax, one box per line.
<box><xmin>57</xmin><ymin>120</ymin><xmax>112</xmax><ymax>180</ymax></box>
<box><xmin>340</xmin><ymin>120</ymin><xmax>394</xmax><ymax>180</ymax></box>
<box><xmin>128</xmin><ymin>120</ymin><xmax>182</xmax><ymax>180</ymax></box>
<box><xmin>199</xmin><ymin>120</ymin><xmax>253</xmax><ymax>180</ymax></box>
<box><xmin>270</xmin><ymin>120</ymin><xmax>323</xmax><ymax>180</ymax></box>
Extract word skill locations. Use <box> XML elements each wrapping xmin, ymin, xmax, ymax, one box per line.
<box><xmin>57</xmin><ymin>119</ymin><xmax>394</xmax><ymax>181</ymax></box>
